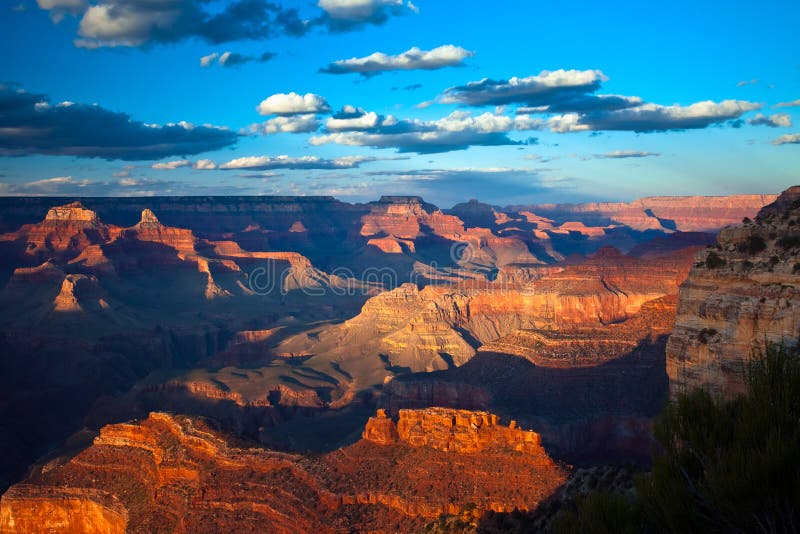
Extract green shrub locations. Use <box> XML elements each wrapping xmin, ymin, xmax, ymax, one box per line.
<box><xmin>552</xmin><ymin>492</ymin><xmax>643</xmax><ymax>534</ymax></box>
<box><xmin>638</xmin><ymin>342</ymin><xmax>800</xmax><ymax>533</ymax></box>
<box><xmin>554</xmin><ymin>342</ymin><xmax>800</xmax><ymax>534</ymax></box>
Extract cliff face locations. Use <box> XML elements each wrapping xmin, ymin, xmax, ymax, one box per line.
<box><xmin>1</xmin><ymin>411</ymin><xmax>566</xmax><ymax>532</ymax></box>
<box><xmin>382</xmin><ymin>293</ymin><xmax>677</xmax><ymax>462</ymax></box>
<box><xmin>522</xmin><ymin>194</ymin><xmax>776</xmax><ymax>233</ymax></box>
<box><xmin>667</xmin><ymin>186</ymin><xmax>800</xmax><ymax>397</ymax></box>
<box><xmin>1</xmin><ymin>202</ymin><xmax>114</xmax><ymax>259</ymax></box>
<box><xmin>277</xmin><ymin>247</ymin><xmax>691</xmax><ymax>374</ymax></box>
<box><xmin>364</xmin><ymin>408</ymin><xmax>551</xmax><ymax>458</ymax></box>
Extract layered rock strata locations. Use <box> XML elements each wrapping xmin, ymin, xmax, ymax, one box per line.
<box><xmin>667</xmin><ymin>186</ymin><xmax>800</xmax><ymax>397</ymax></box>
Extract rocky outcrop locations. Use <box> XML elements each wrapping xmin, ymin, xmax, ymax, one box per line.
<box><xmin>126</xmin><ymin>208</ymin><xmax>197</xmax><ymax>256</ymax></box>
<box><xmin>362</xmin><ymin>408</ymin><xmax>398</xmax><ymax>445</ymax></box>
<box><xmin>363</xmin><ymin>408</ymin><xmax>551</xmax><ymax>458</ymax></box>
<box><xmin>667</xmin><ymin>186</ymin><xmax>800</xmax><ymax>397</ymax></box>
<box><xmin>0</xmin><ymin>485</ymin><xmax>128</xmax><ymax>534</ymax></box>
<box><xmin>53</xmin><ymin>274</ymin><xmax>109</xmax><ymax>312</ymax></box>
<box><xmin>2</xmin><ymin>411</ymin><xmax>566</xmax><ymax>532</ymax></box>
<box><xmin>4</xmin><ymin>202</ymin><xmax>114</xmax><ymax>258</ymax></box>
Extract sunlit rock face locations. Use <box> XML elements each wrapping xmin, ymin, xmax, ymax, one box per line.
<box><xmin>0</xmin><ymin>193</ymin><xmax>779</xmax><ymax>510</ymax></box>
<box><xmin>520</xmin><ymin>194</ymin><xmax>776</xmax><ymax>233</ymax></box>
<box><xmin>364</xmin><ymin>407</ymin><xmax>551</xmax><ymax>457</ymax></box>
<box><xmin>276</xmin><ymin>246</ymin><xmax>692</xmax><ymax>374</ymax></box>
<box><xmin>1</xmin><ymin>411</ymin><xmax>566</xmax><ymax>532</ymax></box>
<box><xmin>667</xmin><ymin>186</ymin><xmax>800</xmax><ymax>398</ymax></box>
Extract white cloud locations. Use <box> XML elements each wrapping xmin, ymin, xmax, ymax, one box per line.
<box><xmin>200</xmin><ymin>52</ymin><xmax>219</xmax><ymax>67</ymax></box>
<box><xmin>193</xmin><ymin>159</ymin><xmax>217</xmax><ymax>170</ymax></box>
<box><xmin>439</xmin><ymin>69</ymin><xmax>608</xmax><ymax>106</ymax></box>
<box><xmin>596</xmin><ymin>150</ymin><xmax>661</xmax><ymax>159</ymax></box>
<box><xmin>736</xmin><ymin>78</ymin><xmax>758</xmax><ymax>87</ymax></box>
<box><xmin>152</xmin><ymin>159</ymin><xmax>191</xmax><ymax>170</ymax></box>
<box><xmin>219</xmin><ymin>155</ymin><xmax>379</xmax><ymax>170</ymax></box>
<box><xmin>311</xmin><ymin>110</ymin><xmax>543</xmax><ymax>153</ymax></box>
<box><xmin>251</xmin><ymin>114</ymin><xmax>320</xmax><ymax>134</ymax></box>
<box><xmin>326</xmin><ymin>110</ymin><xmax>381</xmax><ymax>131</ymax></box>
<box><xmin>748</xmin><ymin>113</ymin><xmax>792</xmax><ymax>128</ymax></box>
<box><xmin>256</xmin><ymin>92</ymin><xmax>330</xmax><ymax>116</ymax></box>
<box><xmin>547</xmin><ymin>100</ymin><xmax>761</xmax><ymax>133</ymax></box>
<box><xmin>321</xmin><ymin>45</ymin><xmax>473</xmax><ymax>76</ymax></box>
<box><xmin>318</xmin><ymin>0</ymin><xmax>402</xmax><ymax>20</ymax></box>
<box><xmin>37</xmin><ymin>0</ymin><xmax>86</xmax><ymax>21</ymax></box>
<box><xmin>772</xmin><ymin>133</ymin><xmax>800</xmax><ymax>145</ymax></box>
<box><xmin>775</xmin><ymin>99</ymin><xmax>800</xmax><ymax>108</ymax></box>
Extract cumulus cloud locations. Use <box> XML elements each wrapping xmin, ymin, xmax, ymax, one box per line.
<box><xmin>151</xmin><ymin>159</ymin><xmax>191</xmax><ymax>170</ymax></box>
<box><xmin>596</xmin><ymin>150</ymin><xmax>661</xmax><ymax>159</ymax></box>
<box><xmin>316</xmin><ymin>0</ymin><xmax>413</xmax><ymax>31</ymax></box>
<box><xmin>219</xmin><ymin>154</ymin><xmax>381</xmax><ymax>170</ymax></box>
<box><xmin>546</xmin><ymin>100</ymin><xmax>761</xmax><ymax>133</ymax></box>
<box><xmin>774</xmin><ymin>99</ymin><xmax>800</xmax><ymax>108</ymax></box>
<box><xmin>37</xmin><ymin>0</ymin><xmax>86</xmax><ymax>22</ymax></box>
<box><xmin>311</xmin><ymin>109</ymin><xmax>543</xmax><ymax>153</ymax></box>
<box><xmin>256</xmin><ymin>92</ymin><xmax>330</xmax><ymax>116</ymax></box>
<box><xmin>437</xmin><ymin>69</ymin><xmax>762</xmax><ymax>134</ymax></box>
<box><xmin>748</xmin><ymin>113</ymin><xmax>792</xmax><ymax>128</ymax></box>
<box><xmin>39</xmin><ymin>0</ymin><xmax>412</xmax><ymax>48</ymax></box>
<box><xmin>151</xmin><ymin>158</ymin><xmax>218</xmax><ymax>170</ymax></box>
<box><xmin>772</xmin><ymin>133</ymin><xmax>800</xmax><ymax>146</ymax></box>
<box><xmin>193</xmin><ymin>159</ymin><xmax>217</xmax><ymax>169</ymax></box>
<box><xmin>248</xmin><ymin>114</ymin><xmax>320</xmax><ymax>134</ymax></box>
<box><xmin>439</xmin><ymin>69</ymin><xmax>609</xmax><ymax>107</ymax></box>
<box><xmin>0</xmin><ymin>83</ymin><xmax>238</xmax><ymax>160</ymax></box>
<box><xmin>71</xmin><ymin>0</ymin><xmax>309</xmax><ymax>49</ymax></box>
<box><xmin>516</xmin><ymin>94</ymin><xmax>643</xmax><ymax>114</ymax></box>
<box><xmin>201</xmin><ymin>50</ymin><xmax>275</xmax><ymax>68</ymax></box>
<box><xmin>325</xmin><ymin>106</ymin><xmax>381</xmax><ymax>130</ymax></box>
<box><xmin>320</xmin><ymin>45</ymin><xmax>473</xmax><ymax>76</ymax></box>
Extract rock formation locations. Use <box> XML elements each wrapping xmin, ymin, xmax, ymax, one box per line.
<box><xmin>382</xmin><ymin>293</ymin><xmax>678</xmax><ymax>461</ymax></box>
<box><xmin>3</xmin><ymin>202</ymin><xmax>114</xmax><ymax>258</ymax></box>
<box><xmin>0</xmin><ymin>192</ymin><xmax>777</xmax><ymax>504</ymax></box>
<box><xmin>1</xmin><ymin>411</ymin><xmax>566</xmax><ymax>532</ymax></box>
<box><xmin>667</xmin><ymin>186</ymin><xmax>800</xmax><ymax>397</ymax></box>
<box><xmin>520</xmin><ymin>194</ymin><xmax>776</xmax><ymax>232</ymax></box>
<box><xmin>277</xmin><ymin>248</ymin><xmax>691</xmax><ymax>374</ymax></box>
<box><xmin>364</xmin><ymin>407</ymin><xmax>551</xmax><ymax>457</ymax></box>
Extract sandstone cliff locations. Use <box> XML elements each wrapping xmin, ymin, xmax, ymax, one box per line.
<box><xmin>277</xmin><ymin>247</ymin><xmax>690</xmax><ymax>375</ymax></box>
<box><xmin>1</xmin><ymin>411</ymin><xmax>566</xmax><ymax>532</ymax></box>
<box><xmin>667</xmin><ymin>186</ymin><xmax>800</xmax><ymax>397</ymax></box>
<box><xmin>363</xmin><ymin>408</ymin><xmax>551</xmax><ymax>458</ymax></box>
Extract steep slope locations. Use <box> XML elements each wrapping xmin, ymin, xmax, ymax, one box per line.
<box><xmin>667</xmin><ymin>185</ymin><xmax>800</xmax><ymax>397</ymax></box>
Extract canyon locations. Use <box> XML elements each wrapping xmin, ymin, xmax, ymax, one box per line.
<box><xmin>0</xmin><ymin>190</ymin><xmax>788</xmax><ymax>532</ymax></box>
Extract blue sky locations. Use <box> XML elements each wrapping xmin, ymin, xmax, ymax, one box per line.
<box><xmin>0</xmin><ymin>0</ymin><xmax>798</xmax><ymax>206</ymax></box>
